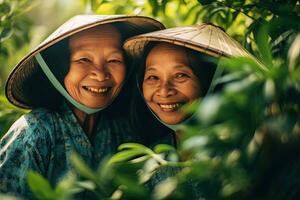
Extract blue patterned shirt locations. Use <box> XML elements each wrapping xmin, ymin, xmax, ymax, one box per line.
<box><xmin>0</xmin><ymin>102</ymin><xmax>137</xmax><ymax>199</ymax></box>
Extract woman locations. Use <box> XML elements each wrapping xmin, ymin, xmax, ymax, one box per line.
<box><xmin>124</xmin><ymin>23</ymin><xmax>254</xmax><ymax>195</ymax></box>
<box><xmin>124</xmin><ymin>22</ymin><xmax>254</xmax><ymax>142</ymax></box>
<box><xmin>0</xmin><ymin>14</ymin><xmax>164</xmax><ymax>199</ymax></box>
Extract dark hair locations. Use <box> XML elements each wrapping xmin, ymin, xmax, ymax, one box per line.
<box><xmin>23</xmin><ymin>38</ymin><xmax>70</xmax><ymax>110</ymax></box>
<box><xmin>185</xmin><ymin>48</ymin><xmax>218</xmax><ymax>95</ymax></box>
<box><xmin>129</xmin><ymin>83</ymin><xmax>176</xmax><ymax>147</ymax></box>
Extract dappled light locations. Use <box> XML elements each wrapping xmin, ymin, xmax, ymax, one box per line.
<box><xmin>0</xmin><ymin>0</ymin><xmax>299</xmax><ymax>199</ymax></box>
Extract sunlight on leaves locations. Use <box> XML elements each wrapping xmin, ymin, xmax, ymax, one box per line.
<box><xmin>27</xmin><ymin>171</ymin><xmax>56</xmax><ymax>200</ymax></box>
<box><xmin>153</xmin><ymin>177</ymin><xmax>178</xmax><ymax>200</ymax></box>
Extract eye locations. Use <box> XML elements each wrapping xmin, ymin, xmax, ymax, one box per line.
<box><xmin>74</xmin><ymin>57</ymin><xmax>92</xmax><ymax>64</ymax></box>
<box><xmin>144</xmin><ymin>75</ymin><xmax>159</xmax><ymax>84</ymax></box>
<box><xmin>145</xmin><ymin>75</ymin><xmax>159</xmax><ymax>80</ymax></box>
<box><xmin>175</xmin><ymin>73</ymin><xmax>190</xmax><ymax>79</ymax></box>
<box><xmin>107</xmin><ymin>59</ymin><xmax>123</xmax><ymax>64</ymax></box>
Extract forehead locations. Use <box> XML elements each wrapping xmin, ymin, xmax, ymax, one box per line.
<box><xmin>146</xmin><ymin>42</ymin><xmax>189</xmax><ymax>67</ymax></box>
<box><xmin>69</xmin><ymin>24</ymin><xmax>122</xmax><ymax>49</ymax></box>
<box><xmin>148</xmin><ymin>42</ymin><xmax>187</xmax><ymax>56</ymax></box>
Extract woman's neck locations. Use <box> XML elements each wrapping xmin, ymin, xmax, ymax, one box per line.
<box><xmin>71</xmin><ymin>106</ymin><xmax>99</xmax><ymax>140</ymax></box>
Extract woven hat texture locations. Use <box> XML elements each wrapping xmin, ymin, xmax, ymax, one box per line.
<box><xmin>124</xmin><ymin>23</ymin><xmax>252</xmax><ymax>58</ymax></box>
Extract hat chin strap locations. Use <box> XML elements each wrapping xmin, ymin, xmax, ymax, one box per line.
<box><xmin>35</xmin><ymin>53</ymin><xmax>102</xmax><ymax>114</ymax></box>
<box><xmin>136</xmin><ymin>78</ymin><xmax>186</xmax><ymax>132</ymax></box>
<box><xmin>149</xmin><ymin>105</ymin><xmax>196</xmax><ymax>132</ymax></box>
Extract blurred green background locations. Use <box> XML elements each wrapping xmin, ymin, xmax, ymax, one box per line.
<box><xmin>1</xmin><ymin>1</ymin><xmax>300</xmax><ymax>199</ymax></box>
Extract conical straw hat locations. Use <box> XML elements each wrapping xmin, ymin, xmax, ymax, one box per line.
<box><xmin>124</xmin><ymin>23</ymin><xmax>259</xmax><ymax>131</ymax></box>
<box><xmin>124</xmin><ymin>23</ymin><xmax>252</xmax><ymax>58</ymax></box>
<box><xmin>6</xmin><ymin>15</ymin><xmax>165</xmax><ymax>109</ymax></box>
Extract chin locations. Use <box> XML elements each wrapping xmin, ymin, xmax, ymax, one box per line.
<box><xmin>83</xmin><ymin>101</ymin><xmax>109</xmax><ymax>109</ymax></box>
<box><xmin>160</xmin><ymin>116</ymin><xmax>186</xmax><ymax>125</ymax></box>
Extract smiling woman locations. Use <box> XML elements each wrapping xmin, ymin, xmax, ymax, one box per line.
<box><xmin>0</xmin><ymin>15</ymin><xmax>164</xmax><ymax>199</ymax></box>
<box><xmin>142</xmin><ymin>42</ymin><xmax>203</xmax><ymax>125</ymax></box>
<box><xmin>123</xmin><ymin>22</ymin><xmax>255</xmax><ymax>194</ymax></box>
<box><xmin>64</xmin><ymin>24</ymin><xmax>126</xmax><ymax>123</ymax></box>
<box><xmin>124</xmin><ymin>23</ymin><xmax>253</xmax><ymax>132</ymax></box>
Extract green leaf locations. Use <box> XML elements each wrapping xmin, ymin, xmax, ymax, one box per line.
<box><xmin>0</xmin><ymin>27</ymin><xmax>13</xmax><ymax>42</ymax></box>
<box><xmin>54</xmin><ymin>172</ymin><xmax>79</xmax><ymax>199</ymax></box>
<box><xmin>0</xmin><ymin>194</ymin><xmax>22</xmax><ymax>200</ymax></box>
<box><xmin>218</xmin><ymin>56</ymin><xmax>268</xmax><ymax>76</ymax></box>
<box><xmin>181</xmin><ymin>135</ymin><xmax>209</xmax><ymax>151</ymax></box>
<box><xmin>129</xmin><ymin>155</ymin><xmax>151</xmax><ymax>163</ymax></box>
<box><xmin>253</xmin><ymin>24</ymin><xmax>273</xmax><ymax>67</ymax></box>
<box><xmin>27</xmin><ymin>171</ymin><xmax>56</xmax><ymax>200</ymax></box>
<box><xmin>196</xmin><ymin>94</ymin><xmax>222</xmax><ymax>124</ymax></box>
<box><xmin>148</xmin><ymin>0</ymin><xmax>159</xmax><ymax>16</ymax></box>
<box><xmin>153</xmin><ymin>177</ymin><xmax>178</xmax><ymax>200</ymax></box>
<box><xmin>76</xmin><ymin>180</ymin><xmax>96</xmax><ymax>191</ymax></box>
<box><xmin>70</xmin><ymin>152</ymin><xmax>96</xmax><ymax>181</ymax></box>
<box><xmin>154</xmin><ymin>144</ymin><xmax>176</xmax><ymax>154</ymax></box>
<box><xmin>0</xmin><ymin>2</ymin><xmax>11</xmax><ymax>14</ymax></box>
<box><xmin>108</xmin><ymin>149</ymin><xmax>147</xmax><ymax>164</ymax></box>
<box><xmin>118</xmin><ymin>143</ymin><xmax>153</xmax><ymax>154</ymax></box>
<box><xmin>0</xmin><ymin>95</ymin><xmax>28</xmax><ymax>113</ymax></box>
<box><xmin>288</xmin><ymin>34</ymin><xmax>300</xmax><ymax>70</ymax></box>
<box><xmin>208</xmin><ymin>7</ymin><xmax>227</xmax><ymax>19</ymax></box>
<box><xmin>216</xmin><ymin>71</ymin><xmax>249</xmax><ymax>84</ymax></box>
<box><xmin>197</xmin><ymin>0</ymin><xmax>214</xmax><ymax>5</ymax></box>
<box><xmin>181</xmin><ymin>98</ymin><xmax>202</xmax><ymax>114</ymax></box>
<box><xmin>263</xmin><ymin>78</ymin><xmax>276</xmax><ymax>102</ymax></box>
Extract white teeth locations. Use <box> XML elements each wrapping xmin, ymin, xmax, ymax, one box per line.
<box><xmin>86</xmin><ymin>87</ymin><xmax>108</xmax><ymax>93</ymax></box>
<box><xmin>159</xmin><ymin>103</ymin><xmax>180</xmax><ymax>109</ymax></box>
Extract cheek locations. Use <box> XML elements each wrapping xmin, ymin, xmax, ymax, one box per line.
<box><xmin>64</xmin><ymin>73</ymin><xmax>73</xmax><ymax>89</ymax></box>
<box><xmin>65</xmin><ymin>65</ymin><xmax>86</xmax><ymax>81</ymax></box>
<box><xmin>113</xmin><ymin>66</ymin><xmax>126</xmax><ymax>85</ymax></box>
<box><xmin>64</xmin><ymin>75</ymin><xmax>77</xmax><ymax>96</ymax></box>
<box><xmin>181</xmin><ymin>81</ymin><xmax>201</xmax><ymax>100</ymax></box>
<box><xmin>142</xmin><ymin>83</ymin><xmax>152</xmax><ymax>101</ymax></box>
<box><xmin>191</xmin><ymin>84</ymin><xmax>201</xmax><ymax>100</ymax></box>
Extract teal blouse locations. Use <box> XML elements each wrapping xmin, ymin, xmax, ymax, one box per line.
<box><xmin>0</xmin><ymin>102</ymin><xmax>137</xmax><ymax>199</ymax></box>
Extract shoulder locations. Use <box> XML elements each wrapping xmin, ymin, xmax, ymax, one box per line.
<box><xmin>1</xmin><ymin>108</ymin><xmax>57</xmax><ymax>149</ymax></box>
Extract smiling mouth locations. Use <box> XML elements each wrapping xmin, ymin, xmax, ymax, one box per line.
<box><xmin>158</xmin><ymin>102</ymin><xmax>184</xmax><ymax>112</ymax></box>
<box><xmin>83</xmin><ymin>86</ymin><xmax>111</xmax><ymax>94</ymax></box>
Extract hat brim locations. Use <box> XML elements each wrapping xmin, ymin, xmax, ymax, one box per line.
<box><xmin>6</xmin><ymin>15</ymin><xmax>165</xmax><ymax>109</ymax></box>
<box><xmin>124</xmin><ymin>23</ymin><xmax>253</xmax><ymax>58</ymax></box>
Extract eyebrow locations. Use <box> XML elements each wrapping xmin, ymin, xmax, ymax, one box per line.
<box><xmin>173</xmin><ymin>65</ymin><xmax>191</xmax><ymax>70</ymax></box>
<box><xmin>145</xmin><ymin>67</ymin><xmax>157</xmax><ymax>72</ymax></box>
<box><xmin>145</xmin><ymin>64</ymin><xmax>191</xmax><ymax>72</ymax></box>
<box><xmin>71</xmin><ymin>46</ymin><xmax>124</xmax><ymax>55</ymax></box>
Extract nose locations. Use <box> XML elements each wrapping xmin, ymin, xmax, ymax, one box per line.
<box><xmin>90</xmin><ymin>64</ymin><xmax>111</xmax><ymax>81</ymax></box>
<box><xmin>156</xmin><ymin>80</ymin><xmax>176</xmax><ymax>97</ymax></box>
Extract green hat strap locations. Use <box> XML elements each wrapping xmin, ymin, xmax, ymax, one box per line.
<box><xmin>35</xmin><ymin>53</ymin><xmax>102</xmax><ymax>114</ymax></box>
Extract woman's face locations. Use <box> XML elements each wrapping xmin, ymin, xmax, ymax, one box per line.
<box><xmin>64</xmin><ymin>24</ymin><xmax>126</xmax><ymax>108</ymax></box>
<box><xmin>143</xmin><ymin>43</ymin><xmax>201</xmax><ymax>125</ymax></box>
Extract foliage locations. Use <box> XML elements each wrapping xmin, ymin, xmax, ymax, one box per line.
<box><xmin>0</xmin><ymin>0</ymin><xmax>34</xmax><ymax>83</ymax></box>
<box><xmin>0</xmin><ymin>0</ymin><xmax>34</xmax><ymax>136</ymax></box>
<box><xmin>0</xmin><ymin>0</ymin><xmax>300</xmax><ymax>199</ymax></box>
<box><xmin>0</xmin><ymin>96</ymin><xmax>26</xmax><ymax>138</ymax></box>
<box><xmin>27</xmin><ymin>170</ymin><xmax>81</xmax><ymax>200</ymax></box>
<box><xmin>84</xmin><ymin>0</ymin><xmax>202</xmax><ymax>27</ymax></box>
<box><xmin>28</xmin><ymin>6</ymin><xmax>300</xmax><ymax>200</ymax></box>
